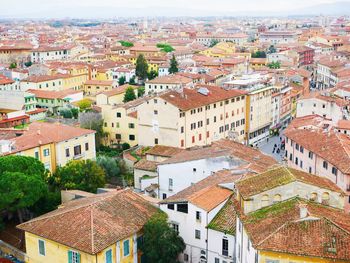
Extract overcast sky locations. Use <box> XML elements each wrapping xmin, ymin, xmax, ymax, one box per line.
<box><xmin>0</xmin><ymin>0</ymin><xmax>349</xmax><ymax>18</ymax></box>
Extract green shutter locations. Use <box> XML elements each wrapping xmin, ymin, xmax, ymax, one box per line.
<box><xmin>77</xmin><ymin>253</ymin><xmax>81</xmax><ymax>263</ymax></box>
<box><xmin>106</xmin><ymin>249</ymin><xmax>112</xmax><ymax>263</ymax></box>
<box><xmin>68</xmin><ymin>251</ymin><xmax>72</xmax><ymax>263</ymax></box>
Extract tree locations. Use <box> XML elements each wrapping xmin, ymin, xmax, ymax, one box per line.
<box><xmin>71</xmin><ymin>108</ymin><xmax>79</xmax><ymax>119</ymax></box>
<box><xmin>268</xmin><ymin>45</ymin><xmax>277</xmax><ymax>54</ymax></box>
<box><xmin>140</xmin><ymin>212</ymin><xmax>185</xmax><ymax>263</ymax></box>
<box><xmin>268</xmin><ymin>61</ymin><xmax>281</xmax><ymax>69</ymax></box>
<box><xmin>129</xmin><ymin>75</ymin><xmax>136</xmax><ymax>85</ymax></box>
<box><xmin>77</xmin><ymin>99</ymin><xmax>92</xmax><ymax>112</ymax></box>
<box><xmin>9</xmin><ymin>62</ymin><xmax>17</xmax><ymax>69</ymax></box>
<box><xmin>209</xmin><ymin>39</ymin><xmax>219</xmax><ymax>47</ymax></box>
<box><xmin>79</xmin><ymin>112</ymin><xmax>106</xmax><ymax>150</ymax></box>
<box><xmin>136</xmin><ymin>54</ymin><xmax>148</xmax><ymax>82</ymax></box>
<box><xmin>156</xmin><ymin>43</ymin><xmax>175</xmax><ymax>53</ymax></box>
<box><xmin>169</xmin><ymin>54</ymin><xmax>179</xmax><ymax>74</ymax></box>
<box><xmin>118</xmin><ymin>76</ymin><xmax>126</xmax><ymax>86</ymax></box>
<box><xmin>51</xmin><ymin>160</ymin><xmax>106</xmax><ymax>193</ymax></box>
<box><xmin>0</xmin><ymin>156</ymin><xmax>48</xmax><ymax>223</ymax></box>
<box><xmin>137</xmin><ymin>86</ymin><xmax>145</xmax><ymax>97</ymax></box>
<box><xmin>251</xmin><ymin>51</ymin><xmax>266</xmax><ymax>58</ymax></box>
<box><xmin>60</xmin><ymin>109</ymin><xmax>73</xmax><ymax>119</ymax></box>
<box><xmin>119</xmin><ymin>40</ymin><xmax>134</xmax><ymax>47</ymax></box>
<box><xmin>24</xmin><ymin>61</ymin><xmax>32</xmax><ymax>67</ymax></box>
<box><xmin>147</xmin><ymin>69</ymin><xmax>158</xmax><ymax>81</ymax></box>
<box><xmin>123</xmin><ymin>87</ymin><xmax>136</xmax><ymax>102</ymax></box>
<box><xmin>96</xmin><ymin>155</ymin><xmax>121</xmax><ymax>179</ymax></box>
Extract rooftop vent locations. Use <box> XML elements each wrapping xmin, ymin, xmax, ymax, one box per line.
<box><xmin>198</xmin><ymin>87</ymin><xmax>209</xmax><ymax>96</ymax></box>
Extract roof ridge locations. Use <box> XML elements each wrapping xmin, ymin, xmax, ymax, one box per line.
<box><xmin>90</xmin><ymin>207</ymin><xmax>95</xmax><ymax>253</ymax></box>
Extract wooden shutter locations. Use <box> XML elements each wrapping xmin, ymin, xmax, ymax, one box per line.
<box><xmin>68</xmin><ymin>251</ymin><xmax>72</xmax><ymax>263</ymax></box>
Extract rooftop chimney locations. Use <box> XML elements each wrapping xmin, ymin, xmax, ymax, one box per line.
<box><xmin>299</xmin><ymin>203</ymin><xmax>308</xmax><ymax>219</ymax></box>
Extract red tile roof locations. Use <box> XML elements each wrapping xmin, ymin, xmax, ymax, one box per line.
<box><xmin>18</xmin><ymin>189</ymin><xmax>158</xmax><ymax>254</ymax></box>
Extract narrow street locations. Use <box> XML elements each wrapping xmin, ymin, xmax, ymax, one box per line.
<box><xmin>257</xmin><ymin>130</ymin><xmax>285</xmax><ymax>163</ymax></box>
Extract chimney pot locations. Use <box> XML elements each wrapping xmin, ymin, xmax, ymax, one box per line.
<box><xmin>299</xmin><ymin>203</ymin><xmax>308</xmax><ymax>219</ymax></box>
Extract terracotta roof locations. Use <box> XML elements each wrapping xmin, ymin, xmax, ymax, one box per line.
<box><xmin>162</xmin><ymin>169</ymin><xmax>245</xmax><ymax>204</ymax></box>
<box><xmin>160</xmin><ymin>85</ymin><xmax>246</xmax><ymax>111</ymax></box>
<box><xmin>0</xmin><ymin>74</ymin><xmax>14</xmax><ymax>85</ymax></box>
<box><xmin>18</xmin><ymin>189</ymin><xmax>158</xmax><ymax>254</ymax></box>
<box><xmin>84</xmin><ymin>80</ymin><xmax>113</xmax><ymax>86</ymax></box>
<box><xmin>98</xmin><ymin>85</ymin><xmax>137</xmax><ymax>97</ymax></box>
<box><xmin>337</xmin><ymin>120</ymin><xmax>350</xmax><ymax>130</ymax></box>
<box><xmin>9</xmin><ymin>122</ymin><xmax>95</xmax><ymax>153</ymax></box>
<box><xmin>236</xmin><ymin>166</ymin><xmax>343</xmax><ymax>200</ymax></box>
<box><xmin>207</xmin><ymin>195</ymin><xmax>237</xmax><ymax>235</ymax></box>
<box><xmin>147</xmin><ymin>75</ymin><xmax>193</xmax><ymax>85</ymax></box>
<box><xmin>187</xmin><ymin>185</ymin><xmax>232</xmax><ymax>211</ymax></box>
<box><xmin>239</xmin><ymin>197</ymin><xmax>350</xmax><ymax>261</ymax></box>
<box><xmin>285</xmin><ymin>117</ymin><xmax>350</xmax><ymax>174</ymax></box>
<box><xmin>146</xmin><ymin>145</ymin><xmax>184</xmax><ymax>157</ymax></box>
<box><xmin>28</xmin><ymin>88</ymin><xmax>81</xmax><ymax>100</ymax></box>
<box><xmin>134</xmin><ymin>159</ymin><xmax>158</xmax><ymax>172</ymax></box>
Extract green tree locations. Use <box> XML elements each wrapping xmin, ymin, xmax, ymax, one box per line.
<box><xmin>268</xmin><ymin>61</ymin><xmax>281</xmax><ymax>69</ymax></box>
<box><xmin>9</xmin><ymin>62</ymin><xmax>17</xmax><ymax>69</ymax></box>
<box><xmin>24</xmin><ymin>61</ymin><xmax>32</xmax><ymax>67</ymax></box>
<box><xmin>140</xmin><ymin>212</ymin><xmax>185</xmax><ymax>263</ymax></box>
<box><xmin>71</xmin><ymin>108</ymin><xmax>79</xmax><ymax>119</ymax></box>
<box><xmin>119</xmin><ymin>40</ymin><xmax>134</xmax><ymax>47</ymax></box>
<box><xmin>169</xmin><ymin>54</ymin><xmax>179</xmax><ymax>74</ymax></box>
<box><xmin>251</xmin><ymin>51</ymin><xmax>266</xmax><ymax>58</ymax></box>
<box><xmin>60</xmin><ymin>109</ymin><xmax>73</xmax><ymax>119</ymax></box>
<box><xmin>209</xmin><ymin>39</ymin><xmax>219</xmax><ymax>47</ymax></box>
<box><xmin>0</xmin><ymin>156</ymin><xmax>48</xmax><ymax>223</ymax></box>
<box><xmin>136</xmin><ymin>54</ymin><xmax>149</xmax><ymax>82</ymax></box>
<box><xmin>129</xmin><ymin>75</ymin><xmax>136</xmax><ymax>85</ymax></box>
<box><xmin>118</xmin><ymin>76</ymin><xmax>126</xmax><ymax>86</ymax></box>
<box><xmin>79</xmin><ymin>112</ymin><xmax>106</xmax><ymax>150</ymax></box>
<box><xmin>123</xmin><ymin>87</ymin><xmax>136</xmax><ymax>102</ymax></box>
<box><xmin>96</xmin><ymin>155</ymin><xmax>120</xmax><ymax>179</ymax></box>
<box><xmin>51</xmin><ymin>160</ymin><xmax>106</xmax><ymax>193</ymax></box>
<box><xmin>77</xmin><ymin>99</ymin><xmax>92</xmax><ymax>112</ymax></box>
<box><xmin>137</xmin><ymin>86</ymin><xmax>145</xmax><ymax>97</ymax></box>
<box><xmin>157</xmin><ymin>43</ymin><xmax>175</xmax><ymax>53</ymax></box>
<box><xmin>147</xmin><ymin>69</ymin><xmax>158</xmax><ymax>81</ymax></box>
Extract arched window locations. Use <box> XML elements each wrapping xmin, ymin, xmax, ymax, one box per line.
<box><xmin>273</xmin><ymin>194</ymin><xmax>282</xmax><ymax>203</ymax></box>
<box><xmin>310</xmin><ymin>192</ymin><xmax>318</xmax><ymax>202</ymax></box>
<box><xmin>261</xmin><ymin>194</ymin><xmax>269</xmax><ymax>207</ymax></box>
<box><xmin>322</xmin><ymin>192</ymin><xmax>330</xmax><ymax>205</ymax></box>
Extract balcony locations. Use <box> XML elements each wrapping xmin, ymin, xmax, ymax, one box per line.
<box><xmin>73</xmin><ymin>153</ymin><xmax>85</xmax><ymax>160</ymax></box>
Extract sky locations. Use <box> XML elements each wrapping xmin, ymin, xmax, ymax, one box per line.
<box><xmin>0</xmin><ymin>0</ymin><xmax>349</xmax><ymax>18</ymax></box>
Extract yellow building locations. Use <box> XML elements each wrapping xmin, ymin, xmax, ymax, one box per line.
<box><xmin>101</xmin><ymin>97</ymin><xmax>147</xmax><ymax>147</ymax></box>
<box><xmin>18</xmin><ymin>189</ymin><xmax>159</xmax><ymax>263</ymax></box>
<box><xmin>84</xmin><ymin>80</ymin><xmax>114</xmax><ymax>96</ymax></box>
<box><xmin>4</xmin><ymin>122</ymin><xmax>96</xmax><ymax>172</ymax></box>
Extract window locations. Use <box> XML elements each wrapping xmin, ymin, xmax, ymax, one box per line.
<box><xmin>155</xmin><ymin>138</ymin><xmax>158</xmax><ymax>145</ymax></box>
<box><xmin>35</xmin><ymin>151</ymin><xmax>39</xmax><ymax>159</ymax></box>
<box><xmin>169</xmin><ymin>178</ymin><xmax>173</xmax><ymax>191</ymax></box>
<box><xmin>116</xmin><ymin>134</ymin><xmax>121</xmax><ymax>140</ymax></box>
<box><xmin>215</xmin><ymin>258</ymin><xmax>219</xmax><ymax>263</ymax></box>
<box><xmin>43</xmin><ymin>149</ymin><xmax>50</xmax><ymax>156</ymax></box>
<box><xmin>85</xmin><ymin>143</ymin><xmax>89</xmax><ymax>151</ymax></box>
<box><xmin>177</xmin><ymin>204</ymin><xmax>188</xmax><ymax>213</ymax></box>
<box><xmin>192</xmin><ymin>136</ymin><xmax>195</xmax><ymax>143</ymax></box>
<box><xmin>38</xmin><ymin>240</ymin><xmax>45</xmax><ymax>256</ymax></box>
<box><xmin>116</xmin><ymin>112</ymin><xmax>121</xmax><ymax>118</ymax></box>
<box><xmin>181</xmin><ymin>126</ymin><xmax>184</xmax><ymax>133</ymax></box>
<box><xmin>172</xmin><ymin>223</ymin><xmax>179</xmax><ymax>234</ymax></box>
<box><xmin>162</xmin><ymin>193</ymin><xmax>167</xmax><ymax>199</ymax></box>
<box><xmin>222</xmin><ymin>238</ymin><xmax>228</xmax><ymax>256</ymax></box>
<box><xmin>129</xmin><ymin>135</ymin><xmax>135</xmax><ymax>141</ymax></box>
<box><xmin>195</xmin><ymin>230</ymin><xmax>201</xmax><ymax>239</ymax></box>
<box><xmin>68</xmin><ymin>251</ymin><xmax>80</xmax><ymax>263</ymax></box>
<box><xmin>167</xmin><ymin>204</ymin><xmax>174</xmax><ymax>210</ymax></box>
<box><xmin>309</xmin><ymin>167</ymin><xmax>312</xmax><ymax>173</ymax></box>
<box><xmin>74</xmin><ymin>145</ymin><xmax>81</xmax><ymax>156</ymax></box>
<box><xmin>184</xmin><ymin>253</ymin><xmax>189</xmax><ymax>262</ymax></box>
<box><xmin>323</xmin><ymin>161</ymin><xmax>328</xmax><ymax>170</ymax></box>
<box><xmin>123</xmin><ymin>239</ymin><xmax>130</xmax><ymax>257</ymax></box>
<box><xmin>196</xmin><ymin>211</ymin><xmax>201</xmax><ymax>222</ymax></box>
<box><xmin>105</xmin><ymin>249</ymin><xmax>112</xmax><ymax>263</ymax></box>
<box><xmin>65</xmin><ymin>148</ymin><xmax>70</xmax><ymax>157</ymax></box>
<box><xmin>332</xmin><ymin>167</ymin><xmax>338</xmax><ymax>176</ymax></box>
<box><xmin>309</xmin><ymin>151</ymin><xmax>313</xmax><ymax>159</ymax></box>
<box><xmin>300</xmin><ymin>146</ymin><xmax>304</xmax><ymax>153</ymax></box>
<box><xmin>128</xmin><ymin>123</ymin><xmax>135</xmax><ymax>129</ymax></box>
<box><xmin>154</xmin><ymin>110</ymin><xmax>158</xmax><ymax>115</ymax></box>
<box><xmin>295</xmin><ymin>157</ymin><xmax>298</xmax><ymax>165</ymax></box>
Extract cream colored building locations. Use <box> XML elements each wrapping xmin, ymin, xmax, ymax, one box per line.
<box><xmin>138</xmin><ymin>85</ymin><xmax>247</xmax><ymax>148</ymax></box>
<box><xmin>101</xmin><ymin>97</ymin><xmax>149</xmax><ymax>147</ymax></box>
<box><xmin>145</xmin><ymin>75</ymin><xmax>193</xmax><ymax>95</ymax></box>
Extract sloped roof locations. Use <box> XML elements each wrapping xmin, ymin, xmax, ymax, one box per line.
<box><xmin>239</xmin><ymin>198</ymin><xmax>350</xmax><ymax>261</ymax></box>
<box><xmin>236</xmin><ymin>166</ymin><xmax>343</xmax><ymax>199</ymax></box>
<box><xmin>18</xmin><ymin>189</ymin><xmax>158</xmax><ymax>254</ymax></box>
